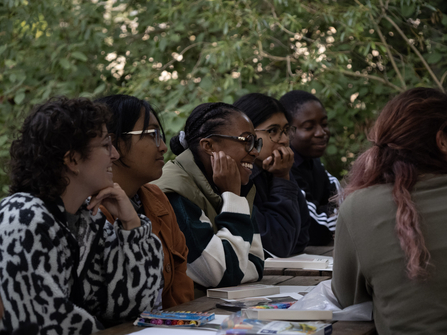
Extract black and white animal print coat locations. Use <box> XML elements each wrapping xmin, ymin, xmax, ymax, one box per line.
<box><xmin>0</xmin><ymin>193</ymin><xmax>164</xmax><ymax>335</ymax></box>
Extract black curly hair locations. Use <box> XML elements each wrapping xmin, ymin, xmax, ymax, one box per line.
<box><xmin>9</xmin><ymin>96</ymin><xmax>111</xmax><ymax>201</ymax></box>
<box><xmin>279</xmin><ymin>90</ymin><xmax>323</xmax><ymax>118</ymax></box>
<box><xmin>170</xmin><ymin>102</ymin><xmax>244</xmax><ymax>161</ymax></box>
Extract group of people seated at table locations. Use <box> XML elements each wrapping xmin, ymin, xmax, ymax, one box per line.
<box><xmin>0</xmin><ymin>87</ymin><xmax>446</xmax><ymax>334</ymax></box>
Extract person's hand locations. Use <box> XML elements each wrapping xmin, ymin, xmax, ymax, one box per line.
<box><xmin>262</xmin><ymin>146</ymin><xmax>294</xmax><ymax>180</ymax></box>
<box><xmin>211</xmin><ymin>151</ymin><xmax>241</xmax><ymax>196</ymax></box>
<box><xmin>87</xmin><ymin>183</ymin><xmax>140</xmax><ymax>230</ymax></box>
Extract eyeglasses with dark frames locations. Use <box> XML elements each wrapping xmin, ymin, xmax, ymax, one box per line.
<box><xmin>255</xmin><ymin>125</ymin><xmax>297</xmax><ymax>143</ymax></box>
<box><xmin>122</xmin><ymin>129</ymin><xmax>164</xmax><ymax>148</ymax></box>
<box><xmin>204</xmin><ymin>133</ymin><xmax>263</xmax><ymax>153</ymax></box>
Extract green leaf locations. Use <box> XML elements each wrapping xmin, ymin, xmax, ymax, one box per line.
<box><xmin>42</xmin><ymin>86</ymin><xmax>52</xmax><ymax>100</ymax></box>
<box><xmin>93</xmin><ymin>83</ymin><xmax>106</xmax><ymax>95</ymax></box>
<box><xmin>159</xmin><ymin>38</ymin><xmax>167</xmax><ymax>51</ymax></box>
<box><xmin>14</xmin><ymin>92</ymin><xmax>25</xmax><ymax>105</ymax></box>
<box><xmin>199</xmin><ymin>76</ymin><xmax>213</xmax><ymax>90</ymax></box>
<box><xmin>71</xmin><ymin>51</ymin><xmax>88</xmax><ymax>62</ymax></box>
<box><xmin>442</xmin><ymin>15</ymin><xmax>447</xmax><ymax>27</ymax></box>
<box><xmin>326</xmin><ymin>144</ymin><xmax>337</xmax><ymax>155</ymax></box>
<box><xmin>5</xmin><ymin>59</ymin><xmax>16</xmax><ymax>67</ymax></box>
<box><xmin>59</xmin><ymin>58</ymin><xmax>71</xmax><ymax>69</ymax></box>
<box><xmin>427</xmin><ymin>53</ymin><xmax>442</xmax><ymax>64</ymax></box>
<box><xmin>401</xmin><ymin>3</ymin><xmax>415</xmax><ymax>17</ymax></box>
<box><xmin>170</xmin><ymin>34</ymin><xmax>180</xmax><ymax>43</ymax></box>
<box><xmin>223</xmin><ymin>95</ymin><xmax>233</xmax><ymax>104</ymax></box>
<box><xmin>0</xmin><ymin>45</ymin><xmax>7</xmax><ymax>56</ymax></box>
<box><xmin>423</xmin><ymin>3</ymin><xmax>437</xmax><ymax>12</ymax></box>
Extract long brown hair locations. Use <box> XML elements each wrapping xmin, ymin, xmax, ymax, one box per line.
<box><xmin>343</xmin><ymin>87</ymin><xmax>447</xmax><ymax>279</ymax></box>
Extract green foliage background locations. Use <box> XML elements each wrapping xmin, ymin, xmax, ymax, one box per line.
<box><xmin>1</xmin><ymin>0</ymin><xmax>446</xmax><ymax>197</ymax></box>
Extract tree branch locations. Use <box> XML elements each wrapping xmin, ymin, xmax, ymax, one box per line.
<box><xmin>257</xmin><ymin>40</ymin><xmax>297</xmax><ymax>62</ymax></box>
<box><xmin>325</xmin><ymin>68</ymin><xmax>404</xmax><ymax>92</ymax></box>
<box><xmin>441</xmin><ymin>70</ymin><xmax>447</xmax><ymax>86</ymax></box>
<box><xmin>373</xmin><ymin>14</ymin><xmax>406</xmax><ymax>89</ymax></box>
<box><xmin>159</xmin><ymin>42</ymin><xmax>204</xmax><ymax>71</ymax></box>
<box><xmin>383</xmin><ymin>15</ymin><xmax>444</xmax><ymax>92</ymax></box>
<box><xmin>286</xmin><ymin>55</ymin><xmax>295</xmax><ymax>77</ymax></box>
<box><xmin>265</xmin><ymin>0</ymin><xmax>316</xmax><ymax>43</ymax></box>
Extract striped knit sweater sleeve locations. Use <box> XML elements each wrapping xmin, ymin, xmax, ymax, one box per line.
<box><xmin>166</xmin><ymin>191</ymin><xmax>264</xmax><ymax>288</ymax></box>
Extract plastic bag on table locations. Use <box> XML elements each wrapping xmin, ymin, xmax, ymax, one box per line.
<box><xmin>217</xmin><ymin>311</ymin><xmax>332</xmax><ymax>335</ymax></box>
<box><xmin>289</xmin><ymin>279</ymin><xmax>373</xmax><ymax>321</ymax></box>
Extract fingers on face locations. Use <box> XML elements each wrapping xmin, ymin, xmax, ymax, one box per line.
<box><xmin>213</xmin><ymin>151</ymin><xmax>237</xmax><ymax>173</ymax></box>
<box><xmin>275</xmin><ymin>147</ymin><xmax>293</xmax><ymax>162</ymax></box>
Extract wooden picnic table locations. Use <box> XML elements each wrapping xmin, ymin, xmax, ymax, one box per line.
<box><xmin>92</xmin><ymin>272</ymin><xmax>376</xmax><ymax>335</ymax></box>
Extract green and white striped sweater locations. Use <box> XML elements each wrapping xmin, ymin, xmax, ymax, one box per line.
<box><xmin>153</xmin><ymin>149</ymin><xmax>264</xmax><ymax>288</ymax></box>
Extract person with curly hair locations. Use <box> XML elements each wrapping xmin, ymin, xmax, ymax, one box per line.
<box><xmin>0</xmin><ymin>97</ymin><xmax>164</xmax><ymax>334</ymax></box>
<box><xmin>332</xmin><ymin>88</ymin><xmax>447</xmax><ymax>334</ymax></box>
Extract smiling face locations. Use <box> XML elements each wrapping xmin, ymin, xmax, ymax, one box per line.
<box><xmin>77</xmin><ymin>125</ymin><xmax>120</xmax><ymax>195</ymax></box>
<box><xmin>118</xmin><ymin>110</ymin><xmax>168</xmax><ymax>185</ymax></box>
<box><xmin>255</xmin><ymin>112</ymin><xmax>290</xmax><ymax>164</ymax></box>
<box><xmin>290</xmin><ymin>100</ymin><xmax>330</xmax><ymax>158</ymax></box>
<box><xmin>210</xmin><ymin>113</ymin><xmax>260</xmax><ymax>185</ymax></box>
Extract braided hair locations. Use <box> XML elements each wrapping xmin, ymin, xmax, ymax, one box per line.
<box><xmin>170</xmin><ymin>102</ymin><xmax>244</xmax><ymax>161</ymax></box>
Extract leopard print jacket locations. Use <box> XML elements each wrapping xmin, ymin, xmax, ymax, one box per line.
<box><xmin>0</xmin><ymin>193</ymin><xmax>164</xmax><ymax>335</ymax></box>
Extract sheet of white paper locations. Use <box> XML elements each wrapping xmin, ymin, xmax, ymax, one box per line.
<box><xmin>207</xmin><ymin>314</ymin><xmax>228</xmax><ymax>325</ymax></box>
<box><xmin>130</xmin><ymin>327</ymin><xmax>217</xmax><ymax>335</ymax></box>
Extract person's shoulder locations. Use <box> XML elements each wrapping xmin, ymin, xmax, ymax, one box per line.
<box><xmin>142</xmin><ymin>183</ymin><xmax>166</xmax><ymax>197</ymax></box>
<box><xmin>140</xmin><ymin>183</ymin><xmax>172</xmax><ymax>214</ymax></box>
<box><xmin>0</xmin><ymin>193</ymin><xmax>56</xmax><ymax>232</ymax></box>
<box><xmin>340</xmin><ymin>184</ymin><xmax>393</xmax><ymax>216</ymax></box>
<box><xmin>1</xmin><ymin>192</ymin><xmax>44</xmax><ymax>206</ymax></box>
<box><xmin>0</xmin><ymin>193</ymin><xmax>48</xmax><ymax>218</ymax></box>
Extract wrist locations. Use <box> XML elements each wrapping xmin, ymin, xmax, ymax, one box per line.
<box><xmin>272</xmin><ymin>171</ymin><xmax>290</xmax><ymax>180</ymax></box>
<box><xmin>121</xmin><ymin>214</ymin><xmax>141</xmax><ymax>230</ymax></box>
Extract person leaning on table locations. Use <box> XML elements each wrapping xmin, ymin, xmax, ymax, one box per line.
<box><xmin>0</xmin><ymin>97</ymin><xmax>163</xmax><ymax>334</ymax></box>
<box><xmin>332</xmin><ymin>87</ymin><xmax>447</xmax><ymax>335</ymax></box>
<box><xmin>153</xmin><ymin>102</ymin><xmax>264</xmax><ymax>295</ymax></box>
<box><xmin>234</xmin><ymin>93</ymin><xmax>311</xmax><ymax>258</ymax></box>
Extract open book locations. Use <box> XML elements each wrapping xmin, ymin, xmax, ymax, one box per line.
<box><xmin>264</xmin><ymin>254</ymin><xmax>333</xmax><ymax>270</ymax></box>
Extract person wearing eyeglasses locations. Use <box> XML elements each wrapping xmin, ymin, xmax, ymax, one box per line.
<box><xmin>153</xmin><ymin>102</ymin><xmax>264</xmax><ymax>294</ymax></box>
<box><xmin>280</xmin><ymin>90</ymin><xmax>341</xmax><ymax>246</ymax></box>
<box><xmin>95</xmin><ymin>94</ymin><xmax>194</xmax><ymax>309</ymax></box>
<box><xmin>0</xmin><ymin>97</ymin><xmax>163</xmax><ymax>334</ymax></box>
<box><xmin>234</xmin><ymin>93</ymin><xmax>311</xmax><ymax>258</ymax></box>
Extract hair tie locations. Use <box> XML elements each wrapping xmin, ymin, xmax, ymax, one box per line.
<box><xmin>372</xmin><ymin>142</ymin><xmax>386</xmax><ymax>149</ymax></box>
<box><xmin>179</xmin><ymin>130</ymin><xmax>189</xmax><ymax>149</ymax></box>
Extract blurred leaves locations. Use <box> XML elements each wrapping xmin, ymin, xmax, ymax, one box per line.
<box><xmin>0</xmin><ymin>0</ymin><xmax>446</xmax><ymax>197</ymax></box>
